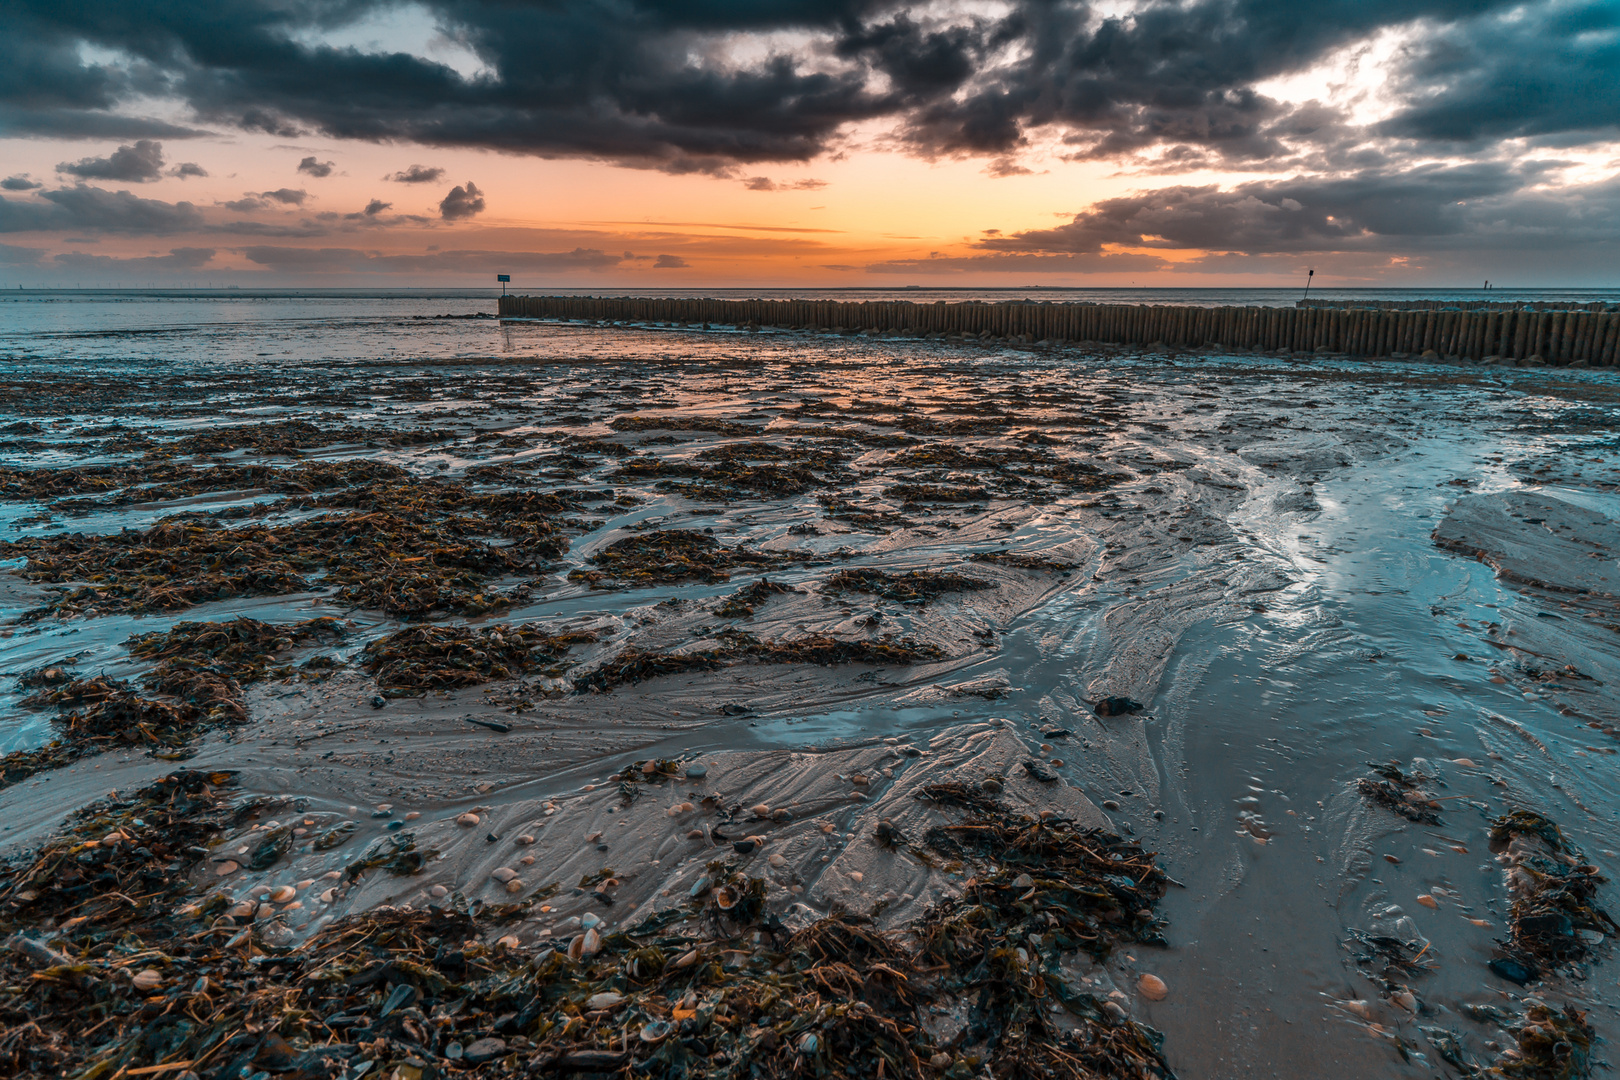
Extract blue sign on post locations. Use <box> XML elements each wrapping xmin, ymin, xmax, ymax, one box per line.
<box><xmin>497</xmin><ymin>273</ymin><xmax>510</xmax><ymax>296</ymax></box>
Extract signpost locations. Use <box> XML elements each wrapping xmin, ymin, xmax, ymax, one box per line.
<box><xmin>497</xmin><ymin>273</ymin><xmax>510</xmax><ymax>296</ymax></box>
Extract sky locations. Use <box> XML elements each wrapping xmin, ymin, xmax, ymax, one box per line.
<box><xmin>1</xmin><ymin>0</ymin><xmax>1618</xmax><ymax>288</ymax></box>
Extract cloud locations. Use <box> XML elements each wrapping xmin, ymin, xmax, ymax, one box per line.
<box><xmin>389</xmin><ymin>165</ymin><xmax>445</xmax><ymax>184</ymax></box>
<box><xmin>170</xmin><ymin>162</ymin><xmax>207</xmax><ymax>179</ymax></box>
<box><xmin>344</xmin><ymin>198</ymin><xmax>392</xmax><ymax>219</ymax></box>
<box><xmin>57</xmin><ymin>140</ymin><xmax>165</xmax><ymax>183</ymax></box>
<box><xmin>439</xmin><ymin>182</ymin><xmax>485</xmax><ymax>220</ymax></box>
<box><xmin>262</xmin><ymin>188</ymin><xmax>308</xmax><ymax>205</ymax></box>
<box><xmin>864</xmin><ymin>251</ymin><xmax>1169</xmax><ymax>275</ymax></box>
<box><xmin>0</xmin><ymin>242</ymin><xmax>43</xmax><ymax>265</ymax></box>
<box><xmin>53</xmin><ymin>246</ymin><xmax>216</xmax><ymax>271</ymax></box>
<box><xmin>297</xmin><ymin>156</ymin><xmax>334</xmax><ymax>177</ymax></box>
<box><xmin>2</xmin><ymin>176</ymin><xmax>42</xmax><ymax>191</ymax></box>
<box><xmin>743</xmin><ymin>177</ymin><xmax>828</xmax><ymax>191</ymax></box>
<box><xmin>240</xmin><ymin>245</ymin><xmax>624</xmax><ymax>274</ymax></box>
<box><xmin>0</xmin><ymin>185</ymin><xmax>204</xmax><ymax>234</ymax></box>
<box><xmin>653</xmin><ymin>253</ymin><xmax>689</xmax><ymax>267</ymax></box>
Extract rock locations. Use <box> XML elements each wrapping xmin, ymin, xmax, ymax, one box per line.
<box><xmin>733</xmin><ymin>839</ymin><xmax>757</xmax><ymax>855</ymax></box>
<box><xmin>1102</xmin><ymin>800</ymin><xmax>1121</xmax><ymax>811</ymax></box>
<box><xmin>771</xmin><ymin>808</ymin><xmax>793</xmax><ymax>822</ymax></box>
<box><xmin>751</xmin><ymin>804</ymin><xmax>772</xmax><ymax>817</ymax></box>
<box><xmin>457</xmin><ymin>813</ymin><xmax>480</xmax><ymax>827</ymax></box>
<box><xmin>462</xmin><ymin>1037</ymin><xmax>508</xmax><ymax>1064</ymax></box>
<box><xmin>1488</xmin><ymin>957</ymin><xmax>1536</xmax><ymax>985</ymax></box>
<box><xmin>685</xmin><ymin>763</ymin><xmax>708</xmax><ymax>778</ymax></box>
<box><xmin>505</xmin><ymin>878</ymin><xmax>524</xmax><ymax>895</ymax></box>
<box><xmin>515</xmin><ymin>834</ymin><xmax>535</xmax><ymax>845</ymax></box>
<box><xmin>214</xmin><ymin>860</ymin><xmax>239</xmax><ymax>876</ymax></box>
<box><xmin>1093</xmin><ymin>696</ymin><xmax>1144</xmax><ymax>717</ymax></box>
<box><xmin>1022</xmin><ymin>759</ymin><xmax>1057</xmax><ymax>783</ymax></box>
<box><xmin>768</xmin><ymin>853</ymin><xmax>787</xmax><ymax>868</ymax></box>
<box><xmin>429</xmin><ymin>884</ymin><xmax>449</xmax><ymax>898</ymax></box>
<box><xmin>491</xmin><ymin>867</ymin><xmax>518</xmax><ymax>883</ymax></box>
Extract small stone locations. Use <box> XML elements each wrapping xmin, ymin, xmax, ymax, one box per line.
<box><xmin>404</xmin><ymin>811</ymin><xmax>420</xmax><ymax>821</ymax></box>
<box><xmin>457</xmin><ymin>813</ymin><xmax>480</xmax><ymax>827</ymax></box>
<box><xmin>1102</xmin><ymin>800</ymin><xmax>1121</xmax><ymax>811</ymax></box>
<box><xmin>429</xmin><ymin>885</ymin><xmax>449</xmax><ymax>898</ymax></box>
<box><xmin>462</xmin><ymin>1037</ymin><xmax>508</xmax><ymax>1064</ymax></box>
<box><xmin>751</xmin><ymin>804</ymin><xmax>772</xmax><ymax>817</ymax></box>
<box><xmin>492</xmin><ymin>867</ymin><xmax>518</xmax><ymax>883</ymax></box>
<box><xmin>214</xmin><ymin>860</ymin><xmax>239</xmax><ymax>876</ymax></box>
<box><xmin>733</xmin><ymin>839</ymin><xmax>757</xmax><ymax>855</ymax></box>
<box><xmin>505</xmin><ymin>878</ymin><xmax>525</xmax><ymax>894</ymax></box>
<box><xmin>520</xmin><ymin>854</ymin><xmax>535</xmax><ymax>865</ymax></box>
<box><xmin>515</xmin><ymin>834</ymin><xmax>535</xmax><ymax>845</ymax></box>
<box><xmin>318</xmin><ymin>889</ymin><xmax>336</xmax><ymax>903</ymax></box>
<box><xmin>768</xmin><ymin>853</ymin><xmax>787</xmax><ymax>868</ymax></box>
<box><xmin>685</xmin><ymin>763</ymin><xmax>708</xmax><ymax>778</ymax></box>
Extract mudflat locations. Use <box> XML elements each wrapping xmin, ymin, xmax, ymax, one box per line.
<box><xmin>3</xmin><ymin>318</ymin><xmax>1619</xmax><ymax>1079</ymax></box>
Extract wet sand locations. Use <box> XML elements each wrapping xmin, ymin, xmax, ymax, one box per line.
<box><xmin>4</xmin><ymin>321</ymin><xmax>1620</xmax><ymax>1077</ymax></box>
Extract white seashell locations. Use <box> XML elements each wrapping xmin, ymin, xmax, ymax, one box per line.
<box><xmin>1012</xmin><ymin>873</ymin><xmax>1033</xmax><ymax>888</ymax></box>
<box><xmin>405</xmin><ymin>811</ymin><xmax>420</xmax><ymax>821</ymax></box>
<box><xmin>1137</xmin><ymin>974</ymin><xmax>1167</xmax><ymax>1001</ymax></box>
<box><xmin>580</xmin><ymin>927</ymin><xmax>602</xmax><ymax>957</ymax></box>
<box><xmin>227</xmin><ymin>901</ymin><xmax>255</xmax><ymax>919</ymax></box>
<box><xmin>256</xmin><ymin>904</ymin><xmax>274</xmax><ymax>920</ymax></box>
<box><xmin>581</xmin><ymin>912</ymin><xmax>602</xmax><ymax>929</ymax></box>
<box><xmin>269</xmin><ymin>885</ymin><xmax>297</xmax><ymax>904</ymax></box>
<box><xmin>322</xmin><ymin>871</ymin><xmax>343</xmax><ymax>880</ymax></box>
<box><xmin>587</xmin><ymin>991</ymin><xmax>624</xmax><ymax>1010</ymax></box>
<box><xmin>675</xmin><ymin>949</ymin><xmax>699</xmax><ymax>968</ymax></box>
<box><xmin>132</xmin><ymin>969</ymin><xmax>163</xmax><ymax>992</ymax></box>
<box><xmin>319</xmin><ymin>889</ymin><xmax>336</xmax><ymax>904</ymax></box>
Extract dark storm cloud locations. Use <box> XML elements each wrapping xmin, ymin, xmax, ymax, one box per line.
<box><xmin>389</xmin><ymin>165</ymin><xmax>444</xmax><ymax>184</ymax></box>
<box><xmin>3</xmin><ymin>176</ymin><xmax>43</xmax><ymax>191</ymax></box>
<box><xmin>439</xmin><ymin>182</ymin><xmax>485</xmax><ymax>220</ymax></box>
<box><xmin>298</xmin><ymin>156</ymin><xmax>335</xmax><ymax>177</ymax></box>
<box><xmin>54</xmin><ymin>246</ymin><xmax>216</xmax><ymax>271</ymax></box>
<box><xmin>981</xmin><ymin>166</ymin><xmax>1620</xmax><ymax>256</ymax></box>
<box><xmin>57</xmin><ymin>140</ymin><xmax>166</xmax><ymax>182</ymax></box>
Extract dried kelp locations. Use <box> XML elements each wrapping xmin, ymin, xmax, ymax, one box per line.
<box><xmin>1356</xmin><ymin>762</ymin><xmax>1444</xmax><ymax>825</ymax></box>
<box><xmin>573</xmin><ymin>631</ymin><xmax>942</xmax><ymax>692</ymax></box>
<box><xmin>129</xmin><ymin>615</ymin><xmax>346</xmax><ymax>714</ymax></box>
<box><xmin>362</xmin><ymin>623</ymin><xmax>598</xmax><ymax>692</ymax></box>
<box><xmin>970</xmin><ymin>550</ymin><xmax>1079</xmax><ymax>572</ymax></box>
<box><xmin>824</xmin><ymin>567</ymin><xmax>996</xmax><ymax>603</ymax></box>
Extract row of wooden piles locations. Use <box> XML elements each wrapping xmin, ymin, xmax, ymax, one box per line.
<box><xmin>497</xmin><ymin>296</ymin><xmax>1620</xmax><ymax>366</ymax></box>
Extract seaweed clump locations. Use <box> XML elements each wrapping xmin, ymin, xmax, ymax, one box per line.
<box><xmin>1489</xmin><ymin>810</ymin><xmax>1618</xmax><ymax>972</ymax></box>
<box><xmin>361</xmin><ymin>622</ymin><xmax>599</xmax><ymax>693</ymax></box>
<box><xmin>1356</xmin><ymin>761</ymin><xmax>1443</xmax><ymax>825</ymax></box>
<box><xmin>825</xmin><ymin>566</ymin><xmax>996</xmax><ymax>603</ymax></box>
<box><xmin>714</xmin><ymin>578</ymin><xmax>801</xmax><ymax>618</ymax></box>
<box><xmin>572</xmin><ymin>632</ymin><xmax>943</xmax><ymax>693</ymax></box>
<box><xmin>970</xmin><ymin>550</ymin><xmax>1079</xmax><ymax>572</ymax></box>
<box><xmin>568</xmin><ymin>529</ymin><xmax>786</xmax><ymax>589</ymax></box>
<box><xmin>128</xmin><ymin>615</ymin><xmax>346</xmax><ymax>715</ymax></box>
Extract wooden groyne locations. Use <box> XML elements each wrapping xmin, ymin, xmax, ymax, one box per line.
<box><xmin>497</xmin><ymin>295</ymin><xmax>1620</xmax><ymax>367</ymax></box>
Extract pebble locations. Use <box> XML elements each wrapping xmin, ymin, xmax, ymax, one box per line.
<box><xmin>849</xmin><ymin>871</ymin><xmax>864</xmax><ymax>883</ymax></box>
<box><xmin>319</xmin><ymin>889</ymin><xmax>336</xmax><ymax>904</ymax></box>
<box><xmin>404</xmin><ymin>811</ymin><xmax>420</xmax><ymax>820</ymax></box>
<box><xmin>519</xmin><ymin>855</ymin><xmax>535</xmax><ymax>865</ymax></box>
<box><xmin>1416</xmin><ymin>894</ymin><xmax>1440</xmax><ymax>908</ymax></box>
<box><xmin>430</xmin><ymin>885</ymin><xmax>449</xmax><ymax>898</ymax></box>
<box><xmin>1137</xmin><ymin>973</ymin><xmax>1168</xmax><ymax>1001</ymax></box>
<box><xmin>457</xmin><ymin>813</ymin><xmax>480</xmax><ymax>827</ymax></box>
<box><xmin>685</xmin><ymin>763</ymin><xmax>708</xmax><ymax>778</ymax></box>
<box><xmin>751</xmin><ymin>804</ymin><xmax>772</xmax><ymax>817</ymax></box>
<box><xmin>515</xmin><ymin>834</ymin><xmax>535</xmax><ymax>845</ymax></box>
<box><xmin>214</xmin><ymin>861</ymin><xmax>239</xmax><ymax>876</ymax></box>
<box><xmin>1102</xmin><ymin>800</ymin><xmax>1121</xmax><ymax>811</ymax></box>
<box><xmin>132</xmin><ymin>969</ymin><xmax>163</xmax><ymax>992</ymax></box>
<box><xmin>462</xmin><ymin>1037</ymin><xmax>508</xmax><ymax>1064</ymax></box>
<box><xmin>505</xmin><ymin>878</ymin><xmax>524</xmax><ymax>894</ymax></box>
<box><xmin>492</xmin><ymin>867</ymin><xmax>518</xmax><ymax>883</ymax></box>
<box><xmin>768</xmin><ymin>854</ymin><xmax>787</xmax><ymax>868</ymax></box>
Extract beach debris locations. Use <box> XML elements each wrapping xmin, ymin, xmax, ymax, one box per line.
<box><xmin>1137</xmin><ymin>973</ymin><xmax>1168</xmax><ymax>1001</ymax></box>
<box><xmin>970</xmin><ymin>550</ymin><xmax>1080</xmax><ymax>572</ymax></box>
<box><xmin>1356</xmin><ymin>761</ymin><xmax>1444</xmax><ymax>824</ymax></box>
<box><xmin>1092</xmin><ymin>696</ymin><xmax>1144</xmax><ymax>717</ymax></box>
<box><xmin>572</xmin><ymin>631</ymin><xmax>942</xmax><ymax>692</ymax></box>
<box><xmin>715</xmin><ymin>577</ymin><xmax>801</xmax><ymax>617</ymax></box>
